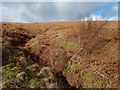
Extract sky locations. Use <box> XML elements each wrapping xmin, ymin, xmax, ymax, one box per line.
<box><xmin>0</xmin><ymin>0</ymin><xmax>119</xmax><ymax>22</ymax></box>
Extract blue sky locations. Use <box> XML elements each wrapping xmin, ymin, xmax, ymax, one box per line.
<box><xmin>0</xmin><ymin>0</ymin><xmax>119</xmax><ymax>22</ymax></box>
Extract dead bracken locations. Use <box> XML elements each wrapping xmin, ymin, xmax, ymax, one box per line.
<box><xmin>1</xmin><ymin>21</ymin><xmax>119</xmax><ymax>89</ymax></box>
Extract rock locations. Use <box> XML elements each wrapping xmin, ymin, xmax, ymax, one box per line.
<box><xmin>37</xmin><ymin>67</ymin><xmax>54</xmax><ymax>78</ymax></box>
<box><xmin>26</xmin><ymin>63</ymin><xmax>39</xmax><ymax>73</ymax></box>
<box><xmin>18</xmin><ymin>57</ymin><xmax>27</xmax><ymax>66</ymax></box>
<box><xmin>41</xmin><ymin>77</ymin><xmax>58</xmax><ymax>88</ymax></box>
<box><xmin>47</xmin><ymin>83</ymin><xmax>58</xmax><ymax>88</ymax></box>
<box><xmin>29</xmin><ymin>78</ymin><xmax>40</xmax><ymax>88</ymax></box>
<box><xmin>37</xmin><ymin>67</ymin><xmax>59</xmax><ymax>88</ymax></box>
<box><xmin>1</xmin><ymin>80</ymin><xmax>18</xmax><ymax>89</ymax></box>
<box><xmin>16</xmin><ymin>57</ymin><xmax>28</xmax><ymax>67</ymax></box>
<box><xmin>16</xmin><ymin>71</ymin><xmax>27</xmax><ymax>81</ymax></box>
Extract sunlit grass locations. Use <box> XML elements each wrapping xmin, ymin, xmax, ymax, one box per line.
<box><xmin>60</xmin><ymin>41</ymin><xmax>80</xmax><ymax>51</ymax></box>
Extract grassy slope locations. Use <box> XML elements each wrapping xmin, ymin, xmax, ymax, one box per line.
<box><xmin>1</xmin><ymin>21</ymin><xmax>119</xmax><ymax>88</ymax></box>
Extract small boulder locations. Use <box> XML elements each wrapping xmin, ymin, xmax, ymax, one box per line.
<box><xmin>1</xmin><ymin>80</ymin><xmax>18</xmax><ymax>89</ymax></box>
<box><xmin>37</xmin><ymin>67</ymin><xmax>54</xmax><ymax>78</ymax></box>
<box><xmin>16</xmin><ymin>71</ymin><xmax>27</xmax><ymax>81</ymax></box>
<box><xmin>37</xmin><ymin>67</ymin><xmax>59</xmax><ymax>88</ymax></box>
<box><xmin>26</xmin><ymin>63</ymin><xmax>40</xmax><ymax>73</ymax></box>
<box><xmin>28</xmin><ymin>78</ymin><xmax>40</xmax><ymax>88</ymax></box>
<box><xmin>41</xmin><ymin>77</ymin><xmax>58</xmax><ymax>88</ymax></box>
<box><xmin>17</xmin><ymin>57</ymin><xmax>27</xmax><ymax>66</ymax></box>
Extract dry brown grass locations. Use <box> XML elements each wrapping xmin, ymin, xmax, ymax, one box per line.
<box><xmin>1</xmin><ymin>21</ymin><xmax>119</xmax><ymax>88</ymax></box>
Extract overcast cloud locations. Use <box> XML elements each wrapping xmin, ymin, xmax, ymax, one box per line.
<box><xmin>1</xmin><ymin>2</ymin><xmax>119</xmax><ymax>22</ymax></box>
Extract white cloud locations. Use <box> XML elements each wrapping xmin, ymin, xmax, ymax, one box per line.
<box><xmin>108</xmin><ymin>16</ymin><xmax>118</xmax><ymax>20</ymax></box>
<box><xmin>0</xmin><ymin>2</ymin><xmax>2</xmax><ymax>22</ymax></box>
<box><xmin>82</xmin><ymin>14</ymin><xmax>118</xmax><ymax>21</ymax></box>
<box><xmin>82</xmin><ymin>15</ymin><xmax>103</xmax><ymax>21</ymax></box>
<box><xmin>2</xmin><ymin>2</ymin><xmax>108</xmax><ymax>22</ymax></box>
<box><xmin>1</xmin><ymin>0</ymin><xmax>111</xmax><ymax>2</ymax></box>
<box><xmin>1</xmin><ymin>2</ymin><xmax>118</xmax><ymax>22</ymax></box>
<box><xmin>2</xmin><ymin>3</ymin><xmax>27</xmax><ymax>22</ymax></box>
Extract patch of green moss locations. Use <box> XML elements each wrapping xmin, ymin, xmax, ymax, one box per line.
<box><xmin>62</xmin><ymin>62</ymin><xmax>108</xmax><ymax>88</ymax></box>
<box><xmin>82</xmin><ymin>72</ymin><xmax>93</xmax><ymax>87</ymax></box>
<box><xmin>60</xmin><ymin>41</ymin><xmax>80</xmax><ymax>51</ymax></box>
<box><xmin>1</xmin><ymin>65</ymin><xmax>24</xmax><ymax>80</ymax></box>
<box><xmin>94</xmin><ymin>77</ymin><xmax>104</xmax><ymax>87</ymax></box>
<box><xmin>81</xmin><ymin>70</ymin><xmax>107</xmax><ymax>88</ymax></box>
